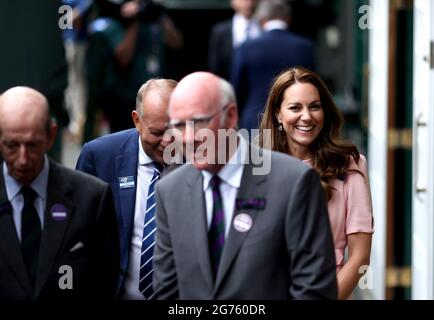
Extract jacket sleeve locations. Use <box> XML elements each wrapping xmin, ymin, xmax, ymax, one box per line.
<box><xmin>150</xmin><ymin>183</ymin><xmax>179</xmax><ymax>300</ymax></box>
<box><xmin>91</xmin><ymin>183</ymin><xmax>120</xmax><ymax>298</ymax></box>
<box><xmin>75</xmin><ymin>142</ymin><xmax>96</xmax><ymax>175</ymax></box>
<box><xmin>286</xmin><ymin>168</ymin><xmax>338</xmax><ymax>299</ymax></box>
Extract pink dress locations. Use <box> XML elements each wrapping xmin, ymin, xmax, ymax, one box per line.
<box><xmin>303</xmin><ymin>155</ymin><xmax>374</xmax><ymax>272</ymax></box>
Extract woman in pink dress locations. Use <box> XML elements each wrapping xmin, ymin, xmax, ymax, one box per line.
<box><xmin>258</xmin><ymin>67</ymin><xmax>374</xmax><ymax>300</ymax></box>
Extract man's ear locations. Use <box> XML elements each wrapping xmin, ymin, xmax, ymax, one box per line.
<box><xmin>286</xmin><ymin>16</ymin><xmax>292</xmax><ymax>27</ymax></box>
<box><xmin>47</xmin><ymin>121</ymin><xmax>58</xmax><ymax>150</ymax></box>
<box><xmin>226</xmin><ymin>103</ymin><xmax>238</xmax><ymax>129</ymax></box>
<box><xmin>132</xmin><ymin>110</ymin><xmax>141</xmax><ymax>131</ymax></box>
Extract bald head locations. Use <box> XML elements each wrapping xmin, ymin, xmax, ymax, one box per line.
<box><xmin>168</xmin><ymin>72</ymin><xmax>239</xmax><ymax>173</ymax></box>
<box><xmin>174</xmin><ymin>72</ymin><xmax>219</xmax><ymax>112</ymax></box>
<box><xmin>169</xmin><ymin>72</ymin><xmax>236</xmax><ymax>118</ymax></box>
<box><xmin>0</xmin><ymin>86</ymin><xmax>51</xmax><ymax>136</ymax></box>
<box><xmin>0</xmin><ymin>86</ymin><xmax>57</xmax><ymax>185</ymax></box>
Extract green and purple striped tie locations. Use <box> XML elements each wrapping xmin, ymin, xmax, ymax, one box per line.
<box><xmin>208</xmin><ymin>175</ymin><xmax>225</xmax><ymax>280</ymax></box>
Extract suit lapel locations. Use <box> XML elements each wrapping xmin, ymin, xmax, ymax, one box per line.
<box><xmin>34</xmin><ymin>160</ymin><xmax>75</xmax><ymax>298</ymax></box>
<box><xmin>115</xmin><ymin>131</ymin><xmax>139</xmax><ymax>250</ymax></box>
<box><xmin>214</xmin><ymin>161</ymin><xmax>267</xmax><ymax>294</ymax></box>
<box><xmin>185</xmin><ymin>169</ymin><xmax>214</xmax><ymax>290</ymax></box>
<box><xmin>0</xmin><ymin>168</ymin><xmax>33</xmax><ymax>297</ymax></box>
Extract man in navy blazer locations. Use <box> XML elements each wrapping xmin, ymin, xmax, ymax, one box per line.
<box><xmin>76</xmin><ymin>78</ymin><xmax>177</xmax><ymax>299</ymax></box>
<box><xmin>231</xmin><ymin>0</ymin><xmax>315</xmax><ymax>133</ymax></box>
<box><xmin>208</xmin><ymin>0</ymin><xmax>261</xmax><ymax>81</ymax></box>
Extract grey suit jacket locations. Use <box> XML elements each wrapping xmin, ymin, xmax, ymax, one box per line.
<box><xmin>152</xmin><ymin>147</ymin><xmax>337</xmax><ymax>299</ymax></box>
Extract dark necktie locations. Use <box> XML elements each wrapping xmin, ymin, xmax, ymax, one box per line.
<box><xmin>208</xmin><ymin>175</ymin><xmax>225</xmax><ymax>280</ymax></box>
<box><xmin>21</xmin><ymin>186</ymin><xmax>41</xmax><ymax>287</ymax></box>
<box><xmin>139</xmin><ymin>162</ymin><xmax>163</xmax><ymax>298</ymax></box>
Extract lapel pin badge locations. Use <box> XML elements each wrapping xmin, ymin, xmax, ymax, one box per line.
<box><xmin>233</xmin><ymin>213</ymin><xmax>253</xmax><ymax>233</ymax></box>
<box><xmin>235</xmin><ymin>198</ymin><xmax>266</xmax><ymax>210</ymax></box>
<box><xmin>119</xmin><ymin>176</ymin><xmax>135</xmax><ymax>189</ymax></box>
<box><xmin>50</xmin><ymin>203</ymin><xmax>68</xmax><ymax>222</ymax></box>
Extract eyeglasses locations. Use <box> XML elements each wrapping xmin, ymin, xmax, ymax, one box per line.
<box><xmin>169</xmin><ymin>104</ymin><xmax>229</xmax><ymax>132</ymax></box>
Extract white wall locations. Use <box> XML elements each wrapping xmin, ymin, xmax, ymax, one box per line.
<box><xmin>412</xmin><ymin>0</ymin><xmax>434</xmax><ymax>300</ymax></box>
<box><xmin>367</xmin><ymin>0</ymin><xmax>389</xmax><ymax>300</ymax></box>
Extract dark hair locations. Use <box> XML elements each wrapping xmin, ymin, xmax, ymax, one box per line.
<box><xmin>259</xmin><ymin>67</ymin><xmax>362</xmax><ymax>200</ymax></box>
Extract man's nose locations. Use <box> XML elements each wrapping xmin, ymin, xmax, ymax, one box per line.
<box><xmin>182</xmin><ymin>124</ymin><xmax>196</xmax><ymax>144</ymax></box>
<box><xmin>160</xmin><ymin>134</ymin><xmax>171</xmax><ymax>147</ymax></box>
<box><xmin>17</xmin><ymin>145</ymin><xmax>28</xmax><ymax>165</ymax></box>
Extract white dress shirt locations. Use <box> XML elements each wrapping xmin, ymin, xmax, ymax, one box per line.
<box><xmin>232</xmin><ymin>13</ymin><xmax>262</xmax><ymax>48</ymax></box>
<box><xmin>263</xmin><ymin>19</ymin><xmax>288</xmax><ymax>32</ymax></box>
<box><xmin>122</xmin><ymin>137</ymin><xmax>155</xmax><ymax>300</ymax></box>
<box><xmin>202</xmin><ymin>135</ymin><xmax>248</xmax><ymax>237</ymax></box>
<box><xmin>3</xmin><ymin>156</ymin><xmax>49</xmax><ymax>242</ymax></box>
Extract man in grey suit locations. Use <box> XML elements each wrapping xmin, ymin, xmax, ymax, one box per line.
<box><xmin>151</xmin><ymin>72</ymin><xmax>337</xmax><ymax>299</ymax></box>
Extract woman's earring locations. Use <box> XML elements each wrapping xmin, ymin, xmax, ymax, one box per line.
<box><xmin>278</xmin><ymin>123</ymin><xmax>283</xmax><ymax>132</ymax></box>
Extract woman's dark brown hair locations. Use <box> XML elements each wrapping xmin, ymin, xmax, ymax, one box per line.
<box><xmin>259</xmin><ymin>67</ymin><xmax>361</xmax><ymax>199</ymax></box>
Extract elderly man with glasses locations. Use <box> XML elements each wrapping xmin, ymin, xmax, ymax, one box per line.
<box><xmin>151</xmin><ymin>71</ymin><xmax>337</xmax><ymax>300</ymax></box>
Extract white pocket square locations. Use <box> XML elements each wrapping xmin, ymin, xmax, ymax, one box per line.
<box><xmin>69</xmin><ymin>242</ymin><xmax>84</xmax><ymax>253</ymax></box>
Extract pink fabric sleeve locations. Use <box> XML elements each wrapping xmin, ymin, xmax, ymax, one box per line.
<box><xmin>345</xmin><ymin>155</ymin><xmax>374</xmax><ymax>235</ymax></box>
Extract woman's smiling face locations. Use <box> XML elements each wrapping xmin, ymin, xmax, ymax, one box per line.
<box><xmin>276</xmin><ymin>82</ymin><xmax>324</xmax><ymax>158</ymax></box>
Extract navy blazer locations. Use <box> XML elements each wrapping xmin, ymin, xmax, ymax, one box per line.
<box><xmin>208</xmin><ymin>19</ymin><xmax>233</xmax><ymax>81</ymax></box>
<box><xmin>231</xmin><ymin>29</ymin><xmax>315</xmax><ymax>132</ymax></box>
<box><xmin>76</xmin><ymin>129</ymin><xmax>139</xmax><ymax>289</ymax></box>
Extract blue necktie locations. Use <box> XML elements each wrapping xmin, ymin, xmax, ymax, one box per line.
<box><xmin>139</xmin><ymin>162</ymin><xmax>163</xmax><ymax>298</ymax></box>
<box><xmin>208</xmin><ymin>175</ymin><xmax>225</xmax><ymax>280</ymax></box>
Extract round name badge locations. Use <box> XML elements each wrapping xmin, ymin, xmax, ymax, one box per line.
<box><xmin>50</xmin><ymin>203</ymin><xmax>68</xmax><ymax>222</ymax></box>
<box><xmin>233</xmin><ymin>213</ymin><xmax>253</xmax><ymax>233</ymax></box>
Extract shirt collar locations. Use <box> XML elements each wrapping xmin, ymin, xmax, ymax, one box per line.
<box><xmin>202</xmin><ymin>134</ymin><xmax>247</xmax><ymax>191</ymax></box>
<box><xmin>138</xmin><ymin>136</ymin><xmax>153</xmax><ymax>166</ymax></box>
<box><xmin>232</xmin><ymin>14</ymin><xmax>261</xmax><ymax>47</ymax></box>
<box><xmin>263</xmin><ymin>19</ymin><xmax>288</xmax><ymax>32</ymax></box>
<box><xmin>3</xmin><ymin>155</ymin><xmax>50</xmax><ymax>201</ymax></box>
<box><xmin>233</xmin><ymin>13</ymin><xmax>250</xmax><ymax>28</ymax></box>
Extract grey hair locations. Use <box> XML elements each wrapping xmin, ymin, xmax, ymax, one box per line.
<box><xmin>135</xmin><ymin>78</ymin><xmax>178</xmax><ymax>116</ymax></box>
<box><xmin>255</xmin><ymin>0</ymin><xmax>292</xmax><ymax>21</ymax></box>
<box><xmin>218</xmin><ymin>77</ymin><xmax>236</xmax><ymax>109</ymax></box>
<box><xmin>218</xmin><ymin>78</ymin><xmax>237</xmax><ymax>125</ymax></box>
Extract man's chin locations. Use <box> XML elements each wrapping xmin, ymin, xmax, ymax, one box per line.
<box><xmin>191</xmin><ymin>157</ymin><xmax>221</xmax><ymax>173</ymax></box>
<box><xmin>12</xmin><ymin>173</ymin><xmax>33</xmax><ymax>185</ymax></box>
<box><xmin>153</xmin><ymin>151</ymin><xmax>165</xmax><ymax>165</ymax></box>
